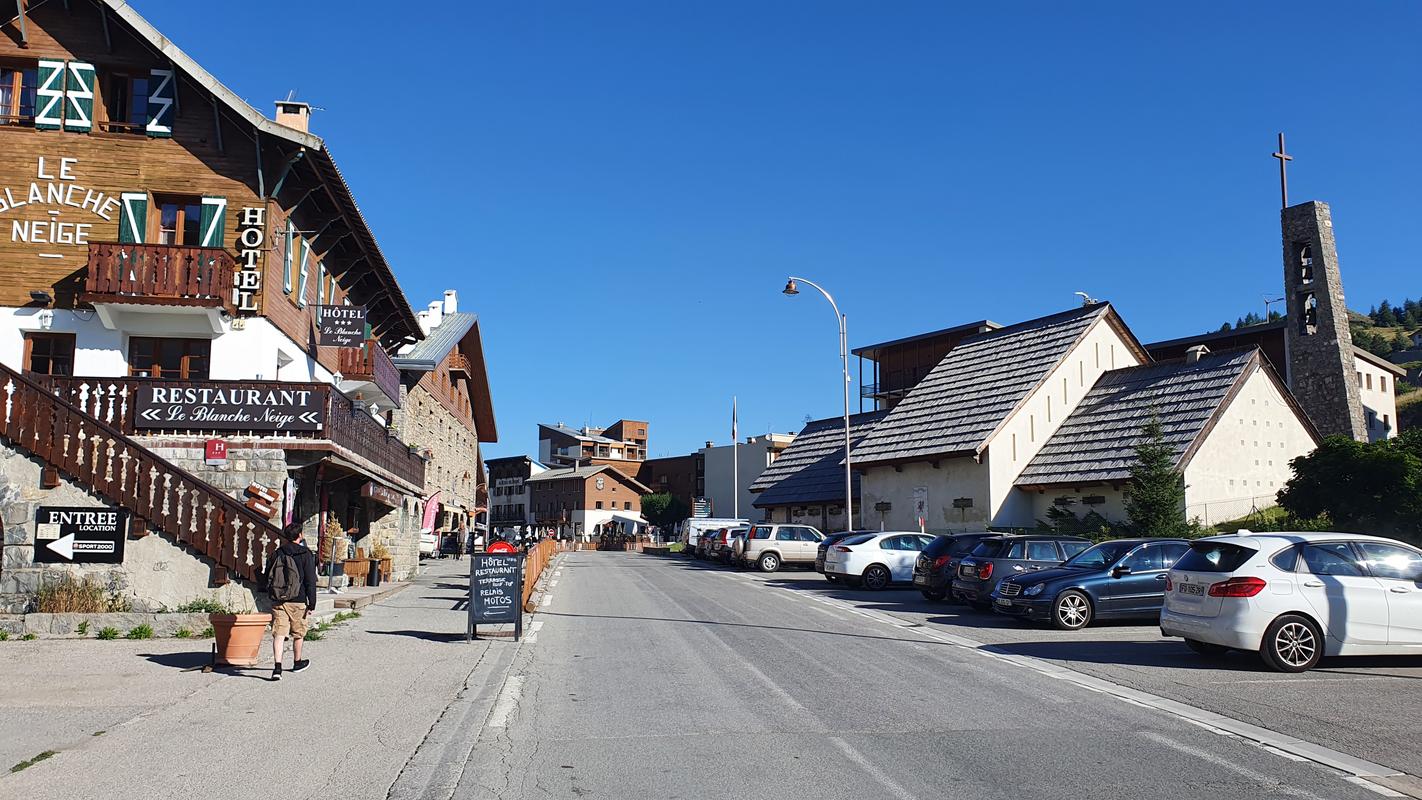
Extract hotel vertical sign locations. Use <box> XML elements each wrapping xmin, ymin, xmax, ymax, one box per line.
<box><xmin>234</xmin><ymin>207</ymin><xmax>265</xmax><ymax>313</ymax></box>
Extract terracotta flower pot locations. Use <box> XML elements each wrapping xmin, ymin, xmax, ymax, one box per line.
<box><xmin>209</xmin><ymin>613</ymin><xmax>270</xmax><ymax>666</ymax></box>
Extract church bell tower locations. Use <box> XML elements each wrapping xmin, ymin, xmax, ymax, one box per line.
<box><xmin>1281</xmin><ymin>200</ymin><xmax>1367</xmax><ymax>441</ymax></box>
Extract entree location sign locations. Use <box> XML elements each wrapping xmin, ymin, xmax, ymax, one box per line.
<box><xmin>134</xmin><ymin>385</ymin><xmax>324</xmax><ymax>432</ymax></box>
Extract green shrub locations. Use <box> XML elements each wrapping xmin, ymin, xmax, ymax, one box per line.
<box><xmin>0</xmin><ymin>630</ymin><xmax>9</xmax><ymax>641</ymax></box>
<box><xmin>125</xmin><ymin>624</ymin><xmax>154</xmax><ymax>640</ymax></box>
<box><xmin>21</xmin><ymin>633</ymin><xmax>36</xmax><ymax>641</ymax></box>
<box><xmin>10</xmin><ymin>750</ymin><xmax>56</xmax><ymax>773</ymax></box>
<box><xmin>303</xmin><ymin>628</ymin><xmax>323</xmax><ymax>641</ymax></box>
<box><xmin>174</xmin><ymin>598</ymin><xmax>232</xmax><ymax>614</ymax></box>
<box><xmin>173</xmin><ymin>628</ymin><xmax>192</xmax><ymax>639</ymax></box>
<box><xmin>96</xmin><ymin>627</ymin><xmax>119</xmax><ymax>640</ymax></box>
<box><xmin>198</xmin><ymin>626</ymin><xmax>215</xmax><ymax>639</ymax></box>
<box><xmin>76</xmin><ymin>621</ymin><xmax>89</xmax><ymax>636</ymax></box>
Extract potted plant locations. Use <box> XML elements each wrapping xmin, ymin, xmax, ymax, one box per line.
<box><xmin>371</xmin><ymin>540</ymin><xmax>394</xmax><ymax>581</ymax></box>
<box><xmin>319</xmin><ymin>518</ymin><xmax>347</xmax><ymax>579</ymax></box>
<box><xmin>208</xmin><ymin>604</ymin><xmax>267</xmax><ymax>667</ymax></box>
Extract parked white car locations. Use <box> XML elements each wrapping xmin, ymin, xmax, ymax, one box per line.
<box><xmin>823</xmin><ymin>532</ymin><xmax>936</xmax><ymax>590</ymax></box>
<box><xmin>1161</xmin><ymin>531</ymin><xmax>1422</xmax><ymax>672</ymax></box>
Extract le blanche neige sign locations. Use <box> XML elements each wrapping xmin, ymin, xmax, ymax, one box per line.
<box><xmin>134</xmin><ymin>385</ymin><xmax>324</xmax><ymax>432</ymax></box>
<box><xmin>34</xmin><ymin>506</ymin><xmax>129</xmax><ymax>564</ymax></box>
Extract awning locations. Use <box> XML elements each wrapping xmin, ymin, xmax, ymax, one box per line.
<box><xmin>611</xmin><ymin>513</ymin><xmax>648</xmax><ymax>526</ymax></box>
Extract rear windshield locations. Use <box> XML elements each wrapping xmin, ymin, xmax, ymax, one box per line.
<box><xmin>839</xmin><ymin>534</ymin><xmax>875</xmax><ymax>547</ymax></box>
<box><xmin>1175</xmin><ymin>541</ymin><xmax>1258</xmax><ymax>573</ymax></box>
<box><xmin>969</xmin><ymin>539</ymin><xmax>1007</xmax><ymax>558</ymax></box>
<box><xmin>922</xmin><ymin>536</ymin><xmax>957</xmax><ymax>558</ymax></box>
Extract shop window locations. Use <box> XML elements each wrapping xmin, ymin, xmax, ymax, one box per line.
<box><xmin>0</xmin><ymin>64</ymin><xmax>38</xmax><ymax>125</ymax></box>
<box><xmin>152</xmin><ymin>195</ymin><xmax>202</xmax><ymax>246</ymax></box>
<box><xmin>102</xmin><ymin>71</ymin><xmax>149</xmax><ymax>133</ymax></box>
<box><xmin>128</xmin><ymin>336</ymin><xmax>210</xmax><ymax>380</ymax></box>
<box><xmin>24</xmin><ymin>332</ymin><xmax>75</xmax><ymax>376</ymax></box>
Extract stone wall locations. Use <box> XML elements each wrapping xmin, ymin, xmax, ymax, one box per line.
<box><xmin>0</xmin><ymin>442</ymin><xmax>260</xmax><ymax>614</ymax></box>
<box><xmin>395</xmin><ymin>382</ymin><xmax>480</xmax><ymax>524</ymax></box>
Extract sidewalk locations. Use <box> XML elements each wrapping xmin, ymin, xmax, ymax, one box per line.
<box><xmin>0</xmin><ymin>556</ymin><xmax>522</xmax><ymax>800</ymax></box>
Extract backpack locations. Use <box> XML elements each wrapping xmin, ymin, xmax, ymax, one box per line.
<box><xmin>268</xmin><ymin>548</ymin><xmax>303</xmax><ymax>603</ymax></box>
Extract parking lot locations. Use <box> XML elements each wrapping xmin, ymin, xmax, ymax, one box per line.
<box><xmin>675</xmin><ymin>553</ymin><xmax>1422</xmax><ymax>778</ymax></box>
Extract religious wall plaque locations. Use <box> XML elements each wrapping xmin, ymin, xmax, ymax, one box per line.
<box><xmin>316</xmin><ymin>305</ymin><xmax>368</xmax><ymax>348</ymax></box>
<box><xmin>134</xmin><ymin>385</ymin><xmax>324</xmax><ymax>432</ymax></box>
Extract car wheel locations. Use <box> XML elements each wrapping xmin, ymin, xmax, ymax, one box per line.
<box><xmin>1185</xmin><ymin>638</ymin><xmax>1229</xmax><ymax>657</ymax></box>
<box><xmin>1051</xmin><ymin>590</ymin><xmax>1093</xmax><ymax>631</ymax></box>
<box><xmin>758</xmin><ymin>553</ymin><xmax>781</xmax><ymax>573</ymax></box>
<box><xmin>825</xmin><ymin>574</ymin><xmax>839</xmax><ymax>584</ymax></box>
<box><xmin>1260</xmin><ymin>614</ymin><xmax>1322</xmax><ymax>673</ymax></box>
<box><xmin>920</xmin><ymin>589</ymin><xmax>945</xmax><ymax>601</ymax></box>
<box><xmin>862</xmin><ymin>564</ymin><xmax>891</xmax><ymax>590</ymax></box>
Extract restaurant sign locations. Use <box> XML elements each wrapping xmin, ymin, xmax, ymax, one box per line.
<box><xmin>361</xmin><ymin>481</ymin><xmax>403</xmax><ymax>508</ymax></box>
<box><xmin>316</xmin><ymin>305</ymin><xmax>368</xmax><ymax>348</ymax></box>
<box><xmin>134</xmin><ymin>385</ymin><xmax>324</xmax><ymax>432</ymax></box>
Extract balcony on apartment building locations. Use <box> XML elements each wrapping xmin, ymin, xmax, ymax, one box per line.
<box><xmin>39</xmin><ymin>375</ymin><xmax>426</xmax><ymax>492</ymax></box>
<box><xmin>81</xmin><ymin>242</ymin><xmax>236</xmax><ymax>334</ymax></box>
<box><xmin>337</xmin><ymin>339</ymin><xmax>402</xmax><ymax>409</ymax></box>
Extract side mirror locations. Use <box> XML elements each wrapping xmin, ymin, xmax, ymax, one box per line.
<box><xmin>1112</xmin><ymin>565</ymin><xmax>1132</xmax><ymax>578</ymax></box>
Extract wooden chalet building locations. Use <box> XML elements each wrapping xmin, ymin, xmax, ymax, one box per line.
<box><xmin>0</xmin><ymin>1</ymin><xmax>495</xmax><ymax>612</ymax></box>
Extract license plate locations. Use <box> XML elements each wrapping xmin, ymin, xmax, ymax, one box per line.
<box><xmin>962</xmin><ymin>567</ymin><xmax>977</xmax><ymax>577</ymax></box>
<box><xmin>913</xmin><ymin>576</ymin><xmax>927</xmax><ymax>586</ymax></box>
<box><xmin>994</xmin><ymin>597</ymin><xmax>1012</xmax><ymax>608</ymax></box>
<box><xmin>1178</xmin><ymin>583</ymin><xmax>1203</xmax><ymax>596</ymax></box>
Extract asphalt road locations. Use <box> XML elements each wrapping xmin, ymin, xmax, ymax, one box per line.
<box><xmin>449</xmin><ymin>551</ymin><xmax>1401</xmax><ymax>800</ymax></box>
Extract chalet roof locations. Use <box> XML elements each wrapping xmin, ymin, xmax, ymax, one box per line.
<box><xmin>852</xmin><ymin>304</ymin><xmax>1137</xmax><ymax>465</ymax></box>
<box><xmin>98</xmin><ymin>1</ymin><xmax>422</xmax><ymax>344</ymax></box>
<box><xmin>851</xmin><ymin>320</ymin><xmax>1002</xmax><ymax>360</ymax></box>
<box><xmin>1145</xmin><ymin>321</ymin><xmax>1408</xmax><ymax>379</ymax></box>
<box><xmin>397</xmin><ymin>313</ymin><xmax>478</xmax><ymax>364</ymax></box>
<box><xmin>1015</xmin><ymin>348</ymin><xmax>1301</xmax><ymax>487</ymax></box>
<box><xmin>526</xmin><ymin>464</ymin><xmax>651</xmax><ymax>494</ymax></box>
<box><xmin>539</xmin><ymin>424</ymin><xmax>620</xmax><ymax>445</ymax></box>
<box><xmin>392</xmin><ymin>313</ymin><xmax>497</xmax><ymax>442</ymax></box>
<box><xmin>750</xmin><ymin>411</ymin><xmax>887</xmax><ymax>508</ymax></box>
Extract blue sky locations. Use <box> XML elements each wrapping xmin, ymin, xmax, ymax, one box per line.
<box><xmin>144</xmin><ymin>1</ymin><xmax>1419</xmax><ymax>459</ymax></box>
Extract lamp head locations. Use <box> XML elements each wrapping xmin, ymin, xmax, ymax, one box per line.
<box><xmin>782</xmin><ymin>279</ymin><xmax>799</xmax><ymax>296</ymax></box>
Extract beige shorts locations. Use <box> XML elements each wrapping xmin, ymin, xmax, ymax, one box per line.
<box><xmin>271</xmin><ymin>602</ymin><xmax>309</xmax><ymax>639</ymax></box>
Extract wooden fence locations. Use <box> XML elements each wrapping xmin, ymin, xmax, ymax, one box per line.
<box><xmin>522</xmin><ymin>539</ymin><xmax>556</xmax><ymax>610</ymax></box>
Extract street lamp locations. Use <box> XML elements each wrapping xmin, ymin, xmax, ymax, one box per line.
<box><xmin>782</xmin><ymin>277</ymin><xmax>854</xmax><ymax>532</ymax></box>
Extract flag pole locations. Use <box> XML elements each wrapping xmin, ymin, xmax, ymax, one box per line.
<box><xmin>732</xmin><ymin>396</ymin><xmax>739</xmax><ymax>520</ymax></box>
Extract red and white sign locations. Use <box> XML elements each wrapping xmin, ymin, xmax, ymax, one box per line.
<box><xmin>486</xmin><ymin>540</ymin><xmax>517</xmax><ymax>554</ymax></box>
<box><xmin>205</xmin><ymin>438</ymin><xmax>228</xmax><ymax>466</ymax></box>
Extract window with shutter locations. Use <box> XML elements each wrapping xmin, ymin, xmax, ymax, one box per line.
<box><xmin>297</xmin><ymin>240</ymin><xmax>311</xmax><ymax>307</ymax></box>
<box><xmin>146</xmin><ymin>68</ymin><xmax>174</xmax><ymax>137</ymax></box>
<box><xmin>118</xmin><ymin>192</ymin><xmax>147</xmax><ymax>243</ymax></box>
<box><xmin>198</xmin><ymin>196</ymin><xmax>226</xmax><ymax>248</ymax></box>
<box><xmin>34</xmin><ymin>60</ymin><xmax>64</xmax><ymax>130</ymax></box>
<box><xmin>64</xmin><ymin>62</ymin><xmax>95</xmax><ymax>131</ymax></box>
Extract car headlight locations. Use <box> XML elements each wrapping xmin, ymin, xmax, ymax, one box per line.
<box><xmin>1023</xmin><ymin>583</ymin><xmax>1045</xmax><ymax>597</ymax></box>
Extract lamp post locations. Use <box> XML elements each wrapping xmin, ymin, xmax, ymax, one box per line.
<box><xmin>783</xmin><ymin>277</ymin><xmax>853</xmax><ymax>532</ymax></box>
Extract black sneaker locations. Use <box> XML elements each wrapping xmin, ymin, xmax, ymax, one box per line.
<box><xmin>270</xmin><ymin>663</ymin><xmax>282</xmax><ymax>681</ymax></box>
<box><xmin>292</xmin><ymin>659</ymin><xmax>310</xmax><ymax>673</ymax></box>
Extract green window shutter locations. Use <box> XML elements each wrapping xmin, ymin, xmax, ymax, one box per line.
<box><xmin>296</xmin><ymin>240</ymin><xmax>311</xmax><ymax>308</ymax></box>
<box><xmin>64</xmin><ymin>62</ymin><xmax>95</xmax><ymax>132</ymax></box>
<box><xmin>317</xmin><ymin>262</ymin><xmax>327</xmax><ymax>306</ymax></box>
<box><xmin>35</xmin><ymin>60</ymin><xmax>65</xmax><ymax>130</ymax></box>
<box><xmin>198</xmin><ymin>196</ymin><xmax>227</xmax><ymax>248</ymax></box>
<box><xmin>146</xmin><ymin>68</ymin><xmax>175</xmax><ymax>138</ymax></box>
<box><xmin>283</xmin><ymin>221</ymin><xmax>294</xmax><ymax>292</ymax></box>
<box><xmin>118</xmin><ymin>193</ymin><xmax>147</xmax><ymax>243</ymax></box>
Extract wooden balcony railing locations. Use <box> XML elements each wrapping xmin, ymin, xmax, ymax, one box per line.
<box><xmin>39</xmin><ymin>376</ymin><xmax>425</xmax><ymax>490</ymax></box>
<box><xmin>448</xmin><ymin>352</ymin><xmax>472</xmax><ymax>378</ymax></box>
<box><xmin>84</xmin><ymin>242</ymin><xmax>236</xmax><ymax>307</ymax></box>
<box><xmin>1</xmin><ymin>364</ymin><xmax>279</xmax><ymax>583</ymax></box>
<box><xmin>338</xmin><ymin>339</ymin><xmax>402</xmax><ymax>406</ymax></box>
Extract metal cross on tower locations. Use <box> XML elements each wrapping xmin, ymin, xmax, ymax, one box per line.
<box><xmin>1272</xmin><ymin>132</ymin><xmax>1292</xmax><ymax>209</ymax></box>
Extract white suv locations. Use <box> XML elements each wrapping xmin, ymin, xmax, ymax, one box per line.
<box><xmin>1161</xmin><ymin>531</ymin><xmax>1422</xmax><ymax>672</ymax></box>
<box><xmin>735</xmin><ymin>524</ymin><xmax>824</xmax><ymax>572</ymax></box>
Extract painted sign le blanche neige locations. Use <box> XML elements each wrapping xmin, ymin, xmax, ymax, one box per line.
<box><xmin>0</xmin><ymin>157</ymin><xmax>120</xmax><ymax>253</ymax></box>
<box><xmin>135</xmin><ymin>385</ymin><xmax>325</xmax><ymax>433</ymax></box>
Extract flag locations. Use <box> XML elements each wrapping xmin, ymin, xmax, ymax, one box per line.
<box><xmin>732</xmin><ymin>396</ymin><xmax>738</xmax><ymax>442</ymax></box>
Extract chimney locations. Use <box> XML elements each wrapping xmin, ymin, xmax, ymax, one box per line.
<box><xmin>427</xmin><ymin>300</ymin><xmax>443</xmax><ymax>329</ymax></box>
<box><xmin>274</xmin><ymin>101</ymin><xmax>311</xmax><ymax>133</ymax></box>
<box><xmin>443</xmin><ymin>289</ymin><xmax>458</xmax><ymax>315</ymax></box>
<box><xmin>1186</xmin><ymin>345</ymin><xmax>1210</xmax><ymax>364</ymax></box>
<box><xmin>705</xmin><ymin>441</ymin><xmax>713</xmax><ymax>448</ymax></box>
<box><xmin>417</xmin><ymin>310</ymin><xmax>431</xmax><ymax>335</ymax></box>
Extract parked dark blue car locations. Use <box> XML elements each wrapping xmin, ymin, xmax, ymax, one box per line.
<box><xmin>989</xmin><ymin>538</ymin><xmax>1192</xmax><ymax>630</ymax></box>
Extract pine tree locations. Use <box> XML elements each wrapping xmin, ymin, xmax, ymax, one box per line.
<box><xmin>1124</xmin><ymin>417</ymin><xmax>1189</xmax><ymax>537</ymax></box>
<box><xmin>1377</xmin><ymin>300</ymin><xmax>1399</xmax><ymax>327</ymax></box>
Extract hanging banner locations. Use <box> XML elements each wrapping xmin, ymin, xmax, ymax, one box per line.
<box><xmin>421</xmin><ymin>491</ymin><xmax>443</xmax><ymax>532</ymax></box>
<box><xmin>316</xmin><ymin>305</ymin><xmax>368</xmax><ymax>348</ymax></box>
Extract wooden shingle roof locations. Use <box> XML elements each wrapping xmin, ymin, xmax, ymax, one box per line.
<box><xmin>852</xmin><ymin>304</ymin><xmax>1117</xmax><ymax>465</ymax></box>
<box><xmin>750</xmin><ymin>411</ymin><xmax>888</xmax><ymax>508</ymax></box>
<box><xmin>1015</xmin><ymin>348</ymin><xmax>1264</xmax><ymax>487</ymax></box>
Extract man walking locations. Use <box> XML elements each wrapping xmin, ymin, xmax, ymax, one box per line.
<box><xmin>265</xmin><ymin>522</ymin><xmax>317</xmax><ymax>681</ymax></box>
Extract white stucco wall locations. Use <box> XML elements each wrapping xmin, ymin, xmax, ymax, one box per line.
<box><xmin>1183</xmin><ymin>366</ymin><xmax>1316</xmax><ymax>525</ymax></box>
<box><xmin>1025</xmin><ymin>486</ymin><xmax>1130</xmax><ymax>529</ymax></box>
<box><xmin>701</xmin><ymin>435</ymin><xmax>794</xmax><ymax>521</ymax></box>
<box><xmin>860</xmin><ymin>458</ymin><xmax>991</xmax><ymax>534</ymax></box>
<box><xmin>1354</xmin><ymin>354</ymin><xmax>1401</xmax><ymax>442</ymax></box>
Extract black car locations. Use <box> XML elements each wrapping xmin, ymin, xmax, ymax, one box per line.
<box><xmin>912</xmin><ymin>533</ymin><xmax>997</xmax><ymax>601</ymax></box>
<box><xmin>816</xmin><ymin>530</ymin><xmax>878</xmax><ymax>582</ymax></box>
<box><xmin>952</xmin><ymin>534</ymin><xmax>1091</xmax><ymax>608</ymax></box>
<box><xmin>991</xmin><ymin>538</ymin><xmax>1192</xmax><ymax>630</ymax></box>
